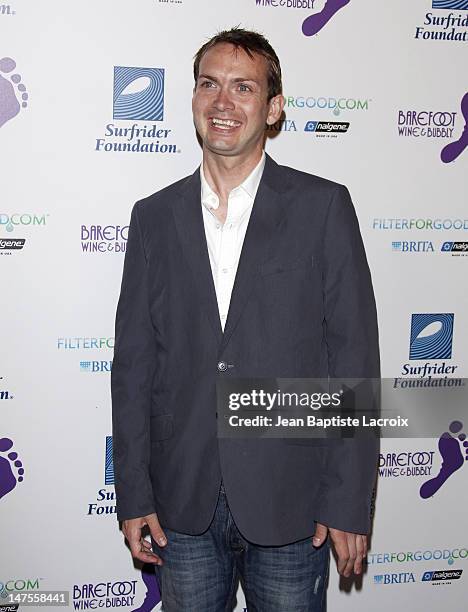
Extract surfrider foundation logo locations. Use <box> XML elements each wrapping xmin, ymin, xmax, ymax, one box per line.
<box><xmin>409</xmin><ymin>313</ymin><xmax>454</xmax><ymax>360</ymax></box>
<box><xmin>95</xmin><ymin>65</ymin><xmax>179</xmax><ymax>154</ymax></box>
<box><xmin>113</xmin><ymin>66</ymin><xmax>164</xmax><ymax>121</ymax></box>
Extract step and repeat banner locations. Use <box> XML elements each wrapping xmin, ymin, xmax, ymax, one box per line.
<box><xmin>1</xmin><ymin>1</ymin><xmax>467</xmax><ymax>610</ymax></box>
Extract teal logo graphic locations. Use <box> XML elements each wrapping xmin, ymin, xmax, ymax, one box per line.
<box><xmin>113</xmin><ymin>66</ymin><xmax>164</xmax><ymax>121</ymax></box>
<box><xmin>105</xmin><ymin>436</ymin><xmax>114</xmax><ymax>486</ymax></box>
<box><xmin>433</xmin><ymin>1</ymin><xmax>468</xmax><ymax>8</ymax></box>
<box><xmin>409</xmin><ymin>313</ymin><xmax>454</xmax><ymax>360</ymax></box>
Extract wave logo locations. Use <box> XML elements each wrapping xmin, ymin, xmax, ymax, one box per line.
<box><xmin>409</xmin><ymin>313</ymin><xmax>454</xmax><ymax>360</ymax></box>
<box><xmin>105</xmin><ymin>436</ymin><xmax>114</xmax><ymax>485</ymax></box>
<box><xmin>433</xmin><ymin>0</ymin><xmax>468</xmax><ymax>8</ymax></box>
<box><xmin>113</xmin><ymin>66</ymin><xmax>164</xmax><ymax>122</ymax></box>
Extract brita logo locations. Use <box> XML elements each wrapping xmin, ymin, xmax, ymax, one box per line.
<box><xmin>373</xmin><ymin>573</ymin><xmax>416</xmax><ymax>585</ymax></box>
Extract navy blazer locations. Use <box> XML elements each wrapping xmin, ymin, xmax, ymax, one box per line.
<box><xmin>111</xmin><ymin>153</ymin><xmax>380</xmax><ymax>545</ymax></box>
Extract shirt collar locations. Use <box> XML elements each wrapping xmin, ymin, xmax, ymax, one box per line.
<box><xmin>200</xmin><ymin>151</ymin><xmax>266</xmax><ymax>212</ymax></box>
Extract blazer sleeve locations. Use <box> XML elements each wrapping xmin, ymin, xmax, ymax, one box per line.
<box><xmin>315</xmin><ymin>184</ymin><xmax>380</xmax><ymax>534</ymax></box>
<box><xmin>111</xmin><ymin>201</ymin><xmax>157</xmax><ymax>522</ymax></box>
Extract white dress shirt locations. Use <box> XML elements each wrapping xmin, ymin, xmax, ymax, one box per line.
<box><xmin>200</xmin><ymin>152</ymin><xmax>266</xmax><ymax>331</ymax></box>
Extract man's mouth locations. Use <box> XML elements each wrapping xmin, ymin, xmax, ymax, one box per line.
<box><xmin>210</xmin><ymin>117</ymin><xmax>242</xmax><ymax>130</ymax></box>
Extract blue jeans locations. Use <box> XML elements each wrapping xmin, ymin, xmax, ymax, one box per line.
<box><xmin>152</xmin><ymin>484</ymin><xmax>330</xmax><ymax>611</ymax></box>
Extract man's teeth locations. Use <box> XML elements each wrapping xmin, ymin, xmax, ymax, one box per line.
<box><xmin>212</xmin><ymin>118</ymin><xmax>240</xmax><ymax>127</ymax></box>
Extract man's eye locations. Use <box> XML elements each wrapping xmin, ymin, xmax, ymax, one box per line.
<box><xmin>200</xmin><ymin>81</ymin><xmax>215</xmax><ymax>88</ymax></box>
<box><xmin>238</xmin><ymin>84</ymin><xmax>251</xmax><ymax>92</ymax></box>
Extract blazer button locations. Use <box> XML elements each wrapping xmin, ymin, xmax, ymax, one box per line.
<box><xmin>217</xmin><ymin>361</ymin><xmax>228</xmax><ymax>372</ymax></box>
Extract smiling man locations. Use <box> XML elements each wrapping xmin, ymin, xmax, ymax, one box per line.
<box><xmin>112</xmin><ymin>27</ymin><xmax>380</xmax><ymax>611</ymax></box>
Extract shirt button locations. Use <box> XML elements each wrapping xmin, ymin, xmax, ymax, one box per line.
<box><xmin>222</xmin><ymin>268</ymin><xmax>228</xmax><ymax>273</ymax></box>
<box><xmin>221</xmin><ymin>314</ymin><xmax>226</xmax><ymax>320</ymax></box>
<box><xmin>217</xmin><ymin>361</ymin><xmax>227</xmax><ymax>372</ymax></box>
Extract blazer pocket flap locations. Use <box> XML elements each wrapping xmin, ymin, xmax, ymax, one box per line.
<box><xmin>260</xmin><ymin>254</ymin><xmax>314</xmax><ymax>276</ymax></box>
<box><xmin>150</xmin><ymin>414</ymin><xmax>174</xmax><ymax>441</ymax></box>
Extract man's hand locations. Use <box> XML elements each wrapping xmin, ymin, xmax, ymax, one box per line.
<box><xmin>122</xmin><ymin>513</ymin><xmax>167</xmax><ymax>565</ymax></box>
<box><xmin>313</xmin><ymin>522</ymin><xmax>367</xmax><ymax>578</ymax></box>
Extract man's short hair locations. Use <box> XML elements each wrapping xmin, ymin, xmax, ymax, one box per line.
<box><xmin>193</xmin><ymin>27</ymin><xmax>283</xmax><ymax>101</ymax></box>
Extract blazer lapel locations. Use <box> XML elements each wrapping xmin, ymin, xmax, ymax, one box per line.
<box><xmin>220</xmin><ymin>154</ymin><xmax>291</xmax><ymax>352</ymax></box>
<box><xmin>173</xmin><ymin>168</ymin><xmax>224</xmax><ymax>345</ymax></box>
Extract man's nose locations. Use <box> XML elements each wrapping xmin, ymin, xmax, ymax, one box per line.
<box><xmin>213</xmin><ymin>87</ymin><xmax>234</xmax><ymax>111</ymax></box>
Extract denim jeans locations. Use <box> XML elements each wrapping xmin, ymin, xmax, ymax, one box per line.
<box><xmin>152</xmin><ymin>484</ymin><xmax>330</xmax><ymax>611</ymax></box>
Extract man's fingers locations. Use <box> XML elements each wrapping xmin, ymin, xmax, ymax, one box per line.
<box><xmin>343</xmin><ymin>533</ymin><xmax>357</xmax><ymax>577</ymax></box>
<box><xmin>362</xmin><ymin>534</ymin><xmax>368</xmax><ymax>559</ymax></box>
<box><xmin>329</xmin><ymin>529</ymin><xmax>349</xmax><ymax>575</ymax></box>
<box><xmin>122</xmin><ymin>515</ymin><xmax>165</xmax><ymax>565</ymax></box>
<box><xmin>353</xmin><ymin>535</ymin><xmax>366</xmax><ymax>575</ymax></box>
<box><xmin>129</xmin><ymin>538</ymin><xmax>163</xmax><ymax>564</ymax></box>
<box><xmin>312</xmin><ymin>522</ymin><xmax>328</xmax><ymax>547</ymax></box>
<box><xmin>147</xmin><ymin>513</ymin><xmax>168</xmax><ymax>547</ymax></box>
<box><xmin>327</xmin><ymin>528</ymin><xmax>369</xmax><ymax>577</ymax></box>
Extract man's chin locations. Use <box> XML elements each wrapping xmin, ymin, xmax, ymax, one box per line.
<box><xmin>203</xmin><ymin>141</ymin><xmax>242</xmax><ymax>157</ymax></box>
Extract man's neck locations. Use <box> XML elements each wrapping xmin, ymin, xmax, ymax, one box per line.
<box><xmin>202</xmin><ymin>147</ymin><xmax>264</xmax><ymax>204</ymax></box>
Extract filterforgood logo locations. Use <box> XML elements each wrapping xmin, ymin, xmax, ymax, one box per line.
<box><xmin>0</xmin><ymin>213</ymin><xmax>48</xmax><ymax>232</ymax></box>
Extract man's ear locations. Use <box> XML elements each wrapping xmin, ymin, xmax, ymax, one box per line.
<box><xmin>266</xmin><ymin>94</ymin><xmax>285</xmax><ymax>126</ymax></box>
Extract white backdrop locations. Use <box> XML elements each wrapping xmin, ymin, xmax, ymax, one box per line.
<box><xmin>1</xmin><ymin>1</ymin><xmax>467</xmax><ymax>610</ymax></box>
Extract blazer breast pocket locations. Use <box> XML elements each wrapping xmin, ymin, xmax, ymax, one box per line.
<box><xmin>150</xmin><ymin>414</ymin><xmax>174</xmax><ymax>441</ymax></box>
<box><xmin>260</xmin><ymin>254</ymin><xmax>314</xmax><ymax>277</ymax></box>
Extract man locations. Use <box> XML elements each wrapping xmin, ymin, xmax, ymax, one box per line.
<box><xmin>111</xmin><ymin>27</ymin><xmax>380</xmax><ymax>611</ymax></box>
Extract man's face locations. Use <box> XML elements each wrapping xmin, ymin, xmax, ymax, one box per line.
<box><xmin>192</xmin><ymin>42</ymin><xmax>283</xmax><ymax>158</ymax></box>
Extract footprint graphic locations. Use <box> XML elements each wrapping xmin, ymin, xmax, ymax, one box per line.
<box><xmin>420</xmin><ymin>420</ymin><xmax>467</xmax><ymax>499</ymax></box>
<box><xmin>131</xmin><ymin>563</ymin><xmax>161</xmax><ymax>611</ymax></box>
<box><xmin>302</xmin><ymin>0</ymin><xmax>351</xmax><ymax>37</ymax></box>
<box><xmin>0</xmin><ymin>57</ymin><xmax>28</xmax><ymax>129</ymax></box>
<box><xmin>441</xmin><ymin>92</ymin><xmax>468</xmax><ymax>164</ymax></box>
<box><xmin>0</xmin><ymin>437</ymin><xmax>24</xmax><ymax>500</ymax></box>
